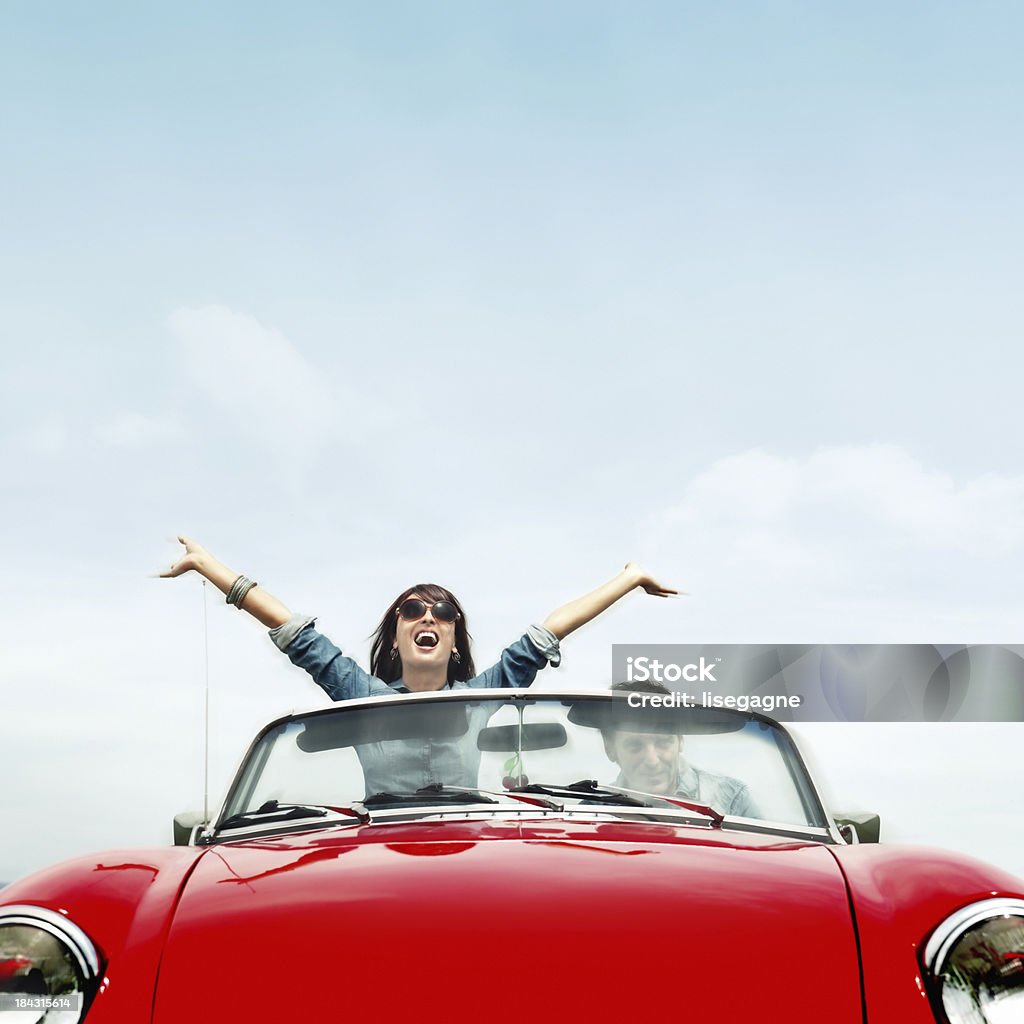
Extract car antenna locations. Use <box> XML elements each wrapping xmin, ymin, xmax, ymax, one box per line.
<box><xmin>202</xmin><ymin>579</ymin><xmax>211</xmax><ymax>827</ymax></box>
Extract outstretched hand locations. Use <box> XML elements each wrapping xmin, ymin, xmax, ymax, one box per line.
<box><xmin>624</xmin><ymin>562</ymin><xmax>680</xmax><ymax>597</ymax></box>
<box><xmin>156</xmin><ymin>537</ymin><xmax>289</xmax><ymax>626</ymax></box>
<box><xmin>160</xmin><ymin>535</ymin><xmax>209</xmax><ymax>578</ymax></box>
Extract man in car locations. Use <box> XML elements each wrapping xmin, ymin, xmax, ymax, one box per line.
<box><xmin>602</xmin><ymin>682</ymin><xmax>759</xmax><ymax>818</ymax></box>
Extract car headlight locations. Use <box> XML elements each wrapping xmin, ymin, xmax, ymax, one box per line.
<box><xmin>924</xmin><ymin>898</ymin><xmax>1024</xmax><ymax>1023</ymax></box>
<box><xmin>0</xmin><ymin>905</ymin><xmax>102</xmax><ymax>1021</ymax></box>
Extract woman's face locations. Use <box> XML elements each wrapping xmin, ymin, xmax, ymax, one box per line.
<box><xmin>393</xmin><ymin>593</ymin><xmax>459</xmax><ymax>674</ymax></box>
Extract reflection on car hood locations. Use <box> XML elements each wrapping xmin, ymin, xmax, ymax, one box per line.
<box><xmin>153</xmin><ymin>820</ymin><xmax>863</xmax><ymax>1023</ymax></box>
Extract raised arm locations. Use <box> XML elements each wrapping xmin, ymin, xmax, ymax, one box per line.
<box><xmin>541</xmin><ymin>562</ymin><xmax>678</xmax><ymax>640</ymax></box>
<box><xmin>159</xmin><ymin>535</ymin><xmax>291</xmax><ymax>629</ymax></box>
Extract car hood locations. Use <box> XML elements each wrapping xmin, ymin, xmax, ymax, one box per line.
<box><xmin>153</xmin><ymin>819</ymin><xmax>863</xmax><ymax>1022</ymax></box>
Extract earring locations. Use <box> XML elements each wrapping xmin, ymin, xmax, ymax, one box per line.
<box><xmin>451</xmin><ymin>649</ymin><xmax>461</xmax><ymax>665</ymax></box>
<box><xmin>390</xmin><ymin>647</ymin><xmax>399</xmax><ymax>661</ymax></box>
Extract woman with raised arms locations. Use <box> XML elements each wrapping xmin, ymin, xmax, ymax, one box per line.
<box><xmin>161</xmin><ymin>536</ymin><xmax>677</xmax><ymax>701</ymax></box>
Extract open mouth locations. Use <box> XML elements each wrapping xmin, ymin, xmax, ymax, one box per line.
<box><xmin>414</xmin><ymin>631</ymin><xmax>439</xmax><ymax>649</ymax></box>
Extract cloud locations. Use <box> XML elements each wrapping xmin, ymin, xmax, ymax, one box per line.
<box><xmin>166</xmin><ymin>305</ymin><xmax>361</xmax><ymax>460</ymax></box>
<box><xmin>663</xmin><ymin>444</ymin><xmax>1024</xmax><ymax>559</ymax></box>
<box><xmin>93</xmin><ymin>412</ymin><xmax>182</xmax><ymax>449</ymax></box>
<box><xmin>648</xmin><ymin>444</ymin><xmax>1024</xmax><ymax>639</ymax></box>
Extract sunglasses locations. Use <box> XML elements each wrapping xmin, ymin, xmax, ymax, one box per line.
<box><xmin>396</xmin><ymin>598</ymin><xmax>460</xmax><ymax>624</ymax></box>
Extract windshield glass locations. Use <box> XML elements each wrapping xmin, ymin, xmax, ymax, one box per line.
<box><xmin>218</xmin><ymin>693</ymin><xmax>827</xmax><ymax>832</ymax></box>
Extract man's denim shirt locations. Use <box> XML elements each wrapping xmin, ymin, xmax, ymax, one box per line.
<box><xmin>613</xmin><ymin>761</ymin><xmax>759</xmax><ymax>818</ymax></box>
<box><xmin>269</xmin><ymin>615</ymin><xmax>560</xmax><ymax>795</ymax></box>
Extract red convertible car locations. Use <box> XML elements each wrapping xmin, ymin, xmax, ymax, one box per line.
<box><xmin>1</xmin><ymin>689</ymin><xmax>1022</xmax><ymax>1023</ymax></box>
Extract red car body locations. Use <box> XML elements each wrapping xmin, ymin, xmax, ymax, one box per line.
<box><xmin>1</xmin><ymin>690</ymin><xmax>1021</xmax><ymax>1023</ymax></box>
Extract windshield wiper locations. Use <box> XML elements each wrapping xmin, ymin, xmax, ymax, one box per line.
<box><xmin>593</xmin><ymin>784</ymin><xmax>726</xmax><ymax>827</ymax></box>
<box><xmin>361</xmin><ymin>785</ymin><xmax>503</xmax><ymax>809</ymax></box>
<box><xmin>418</xmin><ymin>783</ymin><xmax>563</xmax><ymax>811</ymax></box>
<box><xmin>358</xmin><ymin>783</ymin><xmax>563</xmax><ymax>813</ymax></box>
<box><xmin>218</xmin><ymin>800</ymin><xmax>368</xmax><ymax>831</ymax></box>
<box><xmin>513</xmin><ymin>780</ymin><xmax>725</xmax><ymax>826</ymax></box>
<box><xmin>510</xmin><ymin>780</ymin><xmax>650</xmax><ymax>806</ymax></box>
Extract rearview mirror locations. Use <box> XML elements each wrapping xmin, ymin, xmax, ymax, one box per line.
<box><xmin>477</xmin><ymin>723</ymin><xmax>568</xmax><ymax>752</ymax></box>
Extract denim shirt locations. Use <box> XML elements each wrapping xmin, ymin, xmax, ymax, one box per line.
<box><xmin>675</xmin><ymin>761</ymin><xmax>760</xmax><ymax>818</ymax></box>
<box><xmin>269</xmin><ymin>616</ymin><xmax>560</xmax><ymax>795</ymax></box>
<box><xmin>614</xmin><ymin>761</ymin><xmax>759</xmax><ymax>818</ymax></box>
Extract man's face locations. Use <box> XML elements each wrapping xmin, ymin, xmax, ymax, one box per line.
<box><xmin>606</xmin><ymin>731</ymin><xmax>681</xmax><ymax>795</ymax></box>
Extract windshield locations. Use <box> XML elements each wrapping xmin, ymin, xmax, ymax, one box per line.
<box><xmin>216</xmin><ymin>692</ymin><xmax>828</xmax><ymax>834</ymax></box>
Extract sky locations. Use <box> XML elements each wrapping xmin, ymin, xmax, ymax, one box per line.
<box><xmin>2</xmin><ymin>2</ymin><xmax>1023</xmax><ymax>884</ymax></box>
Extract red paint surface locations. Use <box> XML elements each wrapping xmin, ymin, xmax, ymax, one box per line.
<box><xmin>0</xmin><ymin>847</ymin><xmax>204</xmax><ymax>1023</ymax></box>
<box><xmin>831</xmin><ymin>843</ymin><xmax>1024</xmax><ymax>1021</ymax></box>
<box><xmin>4</xmin><ymin>820</ymin><xmax>1024</xmax><ymax>1023</ymax></box>
<box><xmin>153</xmin><ymin>820</ymin><xmax>864</xmax><ymax>1022</ymax></box>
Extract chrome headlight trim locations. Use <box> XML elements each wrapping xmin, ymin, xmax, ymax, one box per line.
<box><xmin>924</xmin><ymin>898</ymin><xmax>1024</xmax><ymax>976</ymax></box>
<box><xmin>0</xmin><ymin>903</ymin><xmax>102</xmax><ymax>980</ymax></box>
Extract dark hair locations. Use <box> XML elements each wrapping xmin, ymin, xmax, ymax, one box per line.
<box><xmin>602</xmin><ymin>680</ymin><xmax>676</xmax><ymax>740</ymax></box>
<box><xmin>369</xmin><ymin>583</ymin><xmax>476</xmax><ymax>684</ymax></box>
<box><xmin>611</xmin><ymin>681</ymin><xmax>672</xmax><ymax>697</ymax></box>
